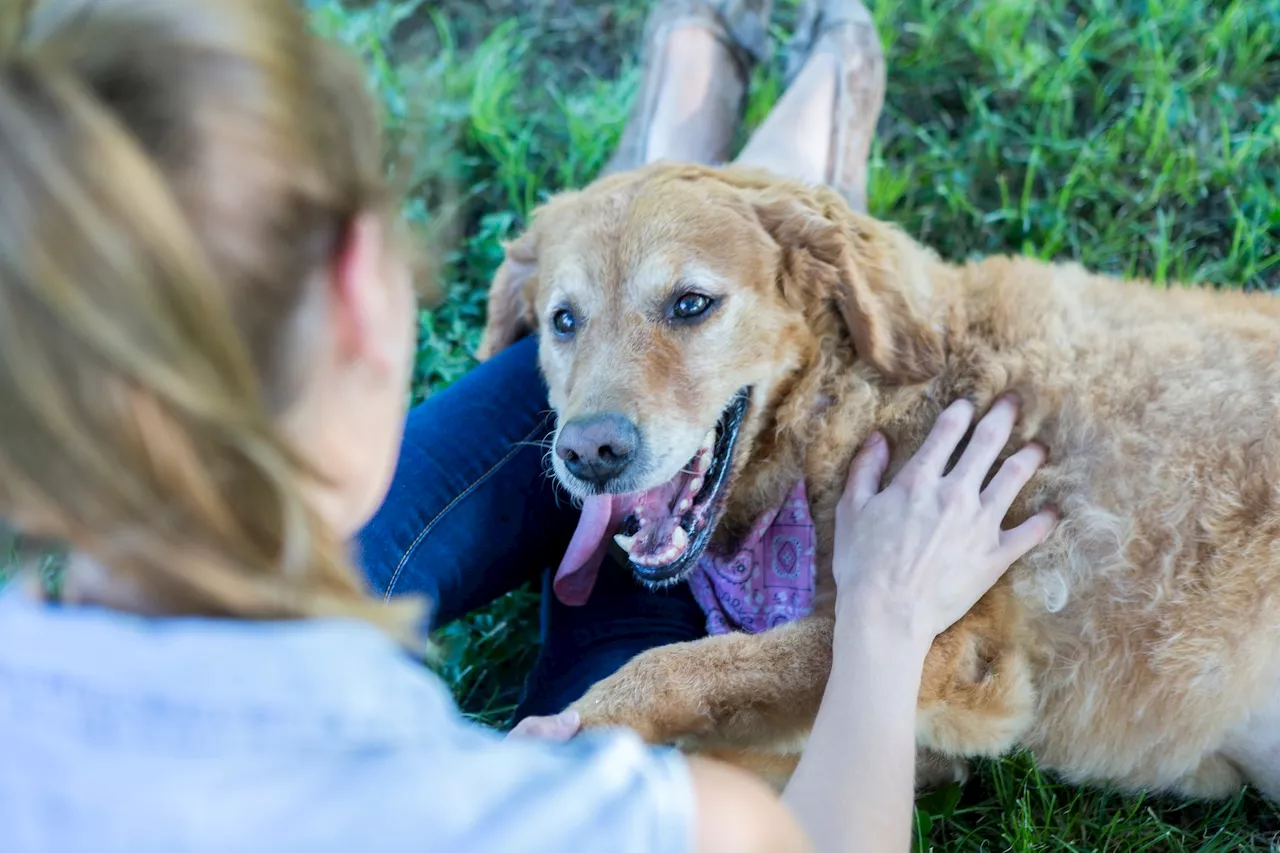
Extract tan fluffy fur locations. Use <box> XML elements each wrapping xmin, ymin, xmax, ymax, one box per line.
<box><xmin>480</xmin><ymin>161</ymin><xmax>1280</xmax><ymax>799</ymax></box>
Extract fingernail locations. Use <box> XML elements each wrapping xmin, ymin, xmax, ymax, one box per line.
<box><xmin>864</xmin><ymin>431</ymin><xmax>884</xmax><ymax>449</ymax></box>
<box><xmin>557</xmin><ymin>709</ymin><xmax>581</xmax><ymax>729</ymax></box>
<box><xmin>1001</xmin><ymin>391</ymin><xmax>1022</xmax><ymax>408</ymax></box>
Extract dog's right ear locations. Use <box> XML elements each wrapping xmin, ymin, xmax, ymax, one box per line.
<box><xmin>750</xmin><ymin>188</ymin><xmax>946</xmax><ymax>385</ymax></box>
<box><xmin>476</xmin><ymin>230</ymin><xmax>539</xmax><ymax>362</ymax></box>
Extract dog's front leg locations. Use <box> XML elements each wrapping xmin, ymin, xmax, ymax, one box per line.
<box><xmin>571</xmin><ymin>615</ymin><xmax>833</xmax><ymax>750</ymax></box>
<box><xmin>570</xmin><ymin>613</ymin><xmax>973</xmax><ymax>793</ymax></box>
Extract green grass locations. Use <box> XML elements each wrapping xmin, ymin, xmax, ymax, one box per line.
<box><xmin>311</xmin><ymin>0</ymin><xmax>1280</xmax><ymax>847</ymax></box>
<box><xmin>1</xmin><ymin>0</ymin><xmax>1275</xmax><ymax>848</ymax></box>
<box><xmin>310</xmin><ymin>0</ymin><xmax>1280</xmax><ymax>849</ymax></box>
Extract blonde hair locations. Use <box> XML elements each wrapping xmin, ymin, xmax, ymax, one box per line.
<box><xmin>0</xmin><ymin>0</ymin><xmax>423</xmax><ymax>641</ymax></box>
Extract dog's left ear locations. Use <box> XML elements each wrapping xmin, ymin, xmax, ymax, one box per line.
<box><xmin>753</xmin><ymin>190</ymin><xmax>945</xmax><ymax>384</ymax></box>
<box><xmin>476</xmin><ymin>229</ymin><xmax>539</xmax><ymax>362</ymax></box>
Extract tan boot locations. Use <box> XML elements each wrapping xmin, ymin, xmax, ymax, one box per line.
<box><xmin>785</xmin><ymin>0</ymin><xmax>885</xmax><ymax>212</ymax></box>
<box><xmin>602</xmin><ymin>0</ymin><xmax>774</xmax><ymax>176</ymax></box>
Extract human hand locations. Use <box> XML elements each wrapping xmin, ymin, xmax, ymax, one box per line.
<box><xmin>833</xmin><ymin>395</ymin><xmax>1056</xmax><ymax>647</ymax></box>
<box><xmin>506</xmin><ymin>709</ymin><xmax>582</xmax><ymax>742</ymax></box>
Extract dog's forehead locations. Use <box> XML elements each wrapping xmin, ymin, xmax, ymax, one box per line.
<box><xmin>540</xmin><ymin>176</ymin><xmax>766</xmax><ymax>296</ymax></box>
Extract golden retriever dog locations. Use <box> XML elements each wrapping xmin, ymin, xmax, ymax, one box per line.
<box><xmin>478</xmin><ymin>161</ymin><xmax>1280</xmax><ymax>799</ymax></box>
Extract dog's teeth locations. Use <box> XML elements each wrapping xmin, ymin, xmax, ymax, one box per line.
<box><xmin>672</xmin><ymin>526</ymin><xmax>688</xmax><ymax>553</ymax></box>
<box><xmin>678</xmin><ymin>498</ymin><xmax>691</xmax><ymax>513</ymax></box>
<box><xmin>614</xmin><ymin>533</ymin><xmax>636</xmax><ymax>554</ymax></box>
<box><xmin>692</xmin><ymin>454</ymin><xmax>711</xmax><ymax>475</ymax></box>
<box><xmin>689</xmin><ymin>477</ymin><xmax>704</xmax><ymax>495</ymax></box>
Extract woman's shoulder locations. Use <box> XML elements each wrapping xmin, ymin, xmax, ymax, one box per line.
<box><xmin>0</xmin><ymin>584</ymin><xmax>459</xmax><ymax>742</ymax></box>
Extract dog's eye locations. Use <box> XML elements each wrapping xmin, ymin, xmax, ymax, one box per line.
<box><xmin>672</xmin><ymin>292</ymin><xmax>713</xmax><ymax>320</ymax></box>
<box><xmin>551</xmin><ymin>308</ymin><xmax>577</xmax><ymax>338</ymax></box>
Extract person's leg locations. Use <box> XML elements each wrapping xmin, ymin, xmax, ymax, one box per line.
<box><xmin>356</xmin><ymin>336</ymin><xmax>572</xmax><ymax>629</ymax></box>
<box><xmin>515</xmin><ymin>561</ymin><xmax>710</xmax><ymax>719</ymax></box>
<box><xmin>735</xmin><ymin>0</ymin><xmax>884</xmax><ymax>212</ymax></box>
<box><xmin>603</xmin><ymin>0</ymin><xmax>772</xmax><ymax>175</ymax></box>
<box><xmin>735</xmin><ymin>52</ymin><xmax>839</xmax><ymax>186</ymax></box>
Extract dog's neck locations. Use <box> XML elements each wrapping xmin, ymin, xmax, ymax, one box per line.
<box><xmin>719</xmin><ymin>320</ymin><xmax>963</xmax><ymax>566</ymax></box>
<box><xmin>716</xmin><ymin>228</ymin><xmax>971</xmax><ymax>557</ymax></box>
<box><xmin>718</xmin><ymin>339</ymin><xmax>892</xmax><ymax>547</ymax></box>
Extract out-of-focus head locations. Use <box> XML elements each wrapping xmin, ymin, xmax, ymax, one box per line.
<box><xmin>0</xmin><ymin>0</ymin><xmax>425</xmax><ymax>638</ymax></box>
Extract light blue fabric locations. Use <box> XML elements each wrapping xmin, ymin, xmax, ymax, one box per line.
<box><xmin>0</xmin><ymin>587</ymin><xmax>693</xmax><ymax>853</ymax></box>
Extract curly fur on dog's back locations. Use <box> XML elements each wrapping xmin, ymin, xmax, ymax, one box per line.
<box><xmin>947</xmin><ymin>259</ymin><xmax>1280</xmax><ymax>792</ymax></box>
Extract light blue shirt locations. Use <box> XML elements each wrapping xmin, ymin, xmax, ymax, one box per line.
<box><xmin>0</xmin><ymin>588</ymin><xmax>693</xmax><ymax>853</ymax></box>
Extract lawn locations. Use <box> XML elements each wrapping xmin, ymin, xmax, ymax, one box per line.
<box><xmin>4</xmin><ymin>0</ymin><xmax>1276</xmax><ymax>849</ymax></box>
<box><xmin>308</xmin><ymin>0</ymin><xmax>1279</xmax><ymax>849</ymax></box>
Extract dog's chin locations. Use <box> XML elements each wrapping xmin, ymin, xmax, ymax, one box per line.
<box><xmin>581</xmin><ymin>388</ymin><xmax>751</xmax><ymax>588</ymax></box>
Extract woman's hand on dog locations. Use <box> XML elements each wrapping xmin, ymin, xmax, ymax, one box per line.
<box><xmin>834</xmin><ymin>394</ymin><xmax>1057</xmax><ymax>648</ymax></box>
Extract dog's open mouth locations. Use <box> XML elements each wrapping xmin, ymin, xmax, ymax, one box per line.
<box><xmin>615</xmin><ymin>388</ymin><xmax>751</xmax><ymax>584</ymax></box>
<box><xmin>552</xmin><ymin>388</ymin><xmax>752</xmax><ymax>606</ymax></box>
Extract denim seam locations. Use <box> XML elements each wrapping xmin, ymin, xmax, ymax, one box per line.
<box><xmin>382</xmin><ymin>414</ymin><xmax>553</xmax><ymax>600</ymax></box>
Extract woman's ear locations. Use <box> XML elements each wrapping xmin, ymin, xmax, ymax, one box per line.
<box><xmin>750</xmin><ymin>186</ymin><xmax>945</xmax><ymax>384</ymax></box>
<box><xmin>476</xmin><ymin>229</ymin><xmax>539</xmax><ymax>362</ymax></box>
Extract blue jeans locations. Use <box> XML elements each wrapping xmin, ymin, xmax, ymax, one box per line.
<box><xmin>357</xmin><ymin>336</ymin><xmax>706</xmax><ymax>720</ymax></box>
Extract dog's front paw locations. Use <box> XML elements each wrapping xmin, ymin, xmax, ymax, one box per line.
<box><xmin>915</xmin><ymin>748</ymin><xmax>971</xmax><ymax>791</ymax></box>
<box><xmin>572</xmin><ymin>679</ymin><xmax>663</xmax><ymax>743</ymax></box>
<box><xmin>570</xmin><ymin>646</ymin><xmax>705</xmax><ymax>745</ymax></box>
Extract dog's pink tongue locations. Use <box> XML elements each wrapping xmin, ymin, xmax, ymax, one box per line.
<box><xmin>554</xmin><ymin>494</ymin><xmax>625</xmax><ymax>606</ymax></box>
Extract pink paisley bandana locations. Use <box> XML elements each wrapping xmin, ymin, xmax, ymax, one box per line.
<box><xmin>687</xmin><ymin>481</ymin><xmax>816</xmax><ymax>635</ymax></box>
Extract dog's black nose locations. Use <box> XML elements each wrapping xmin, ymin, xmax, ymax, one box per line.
<box><xmin>556</xmin><ymin>413</ymin><xmax>639</xmax><ymax>486</ymax></box>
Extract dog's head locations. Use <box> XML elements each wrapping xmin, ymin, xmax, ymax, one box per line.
<box><xmin>479</xmin><ymin>163</ymin><xmax>946</xmax><ymax>603</ymax></box>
